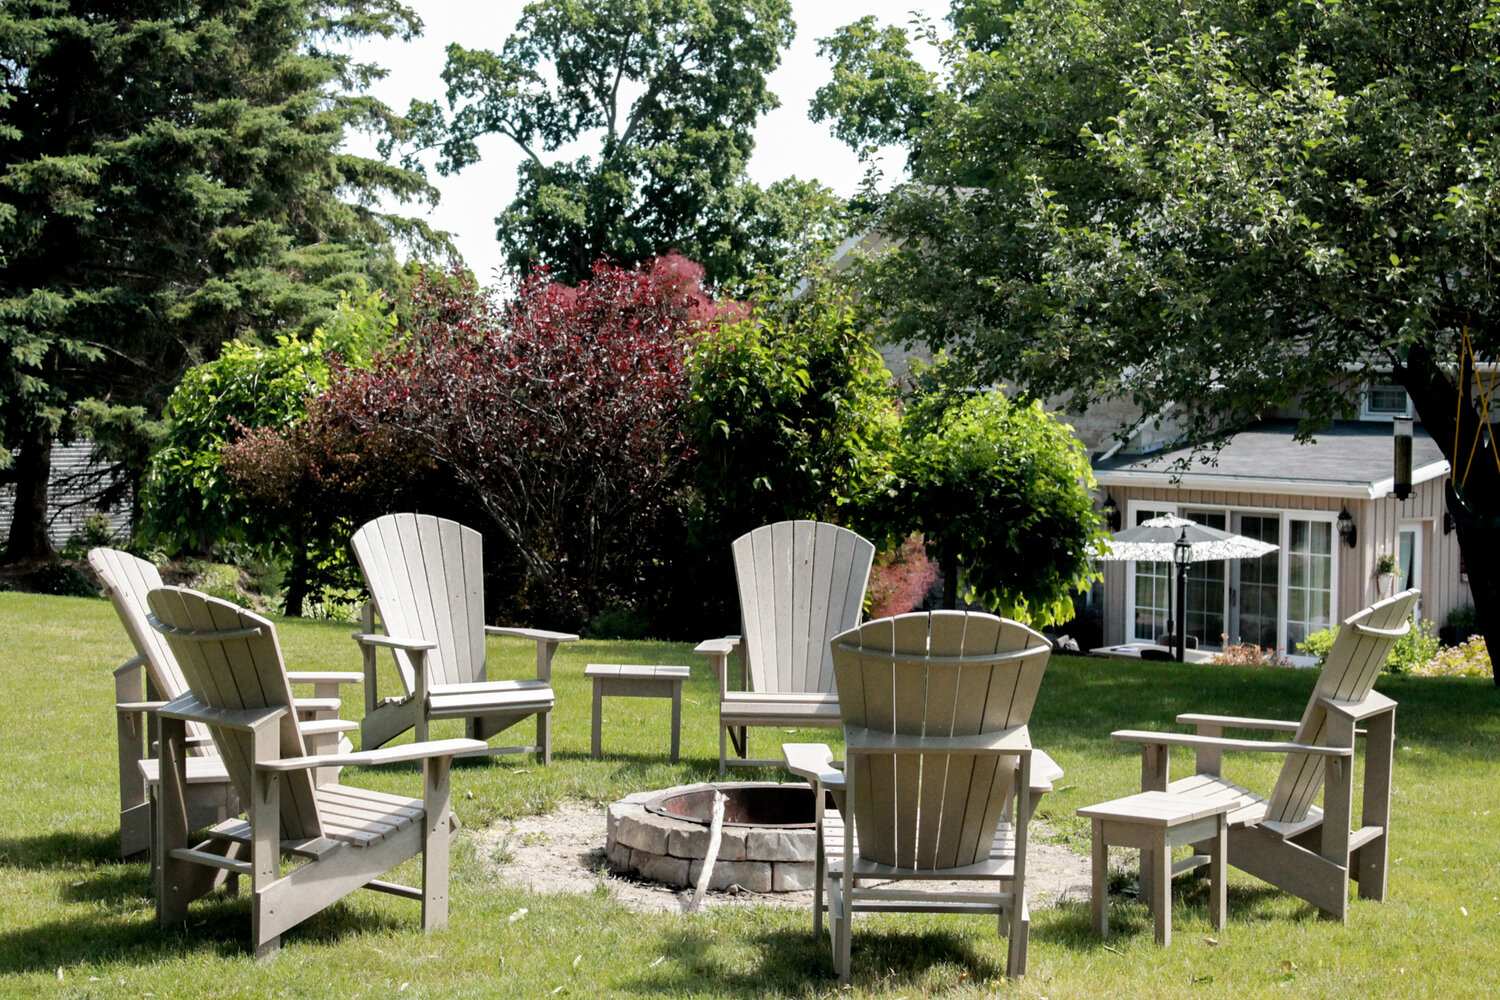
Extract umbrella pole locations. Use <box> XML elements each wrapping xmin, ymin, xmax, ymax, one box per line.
<box><xmin>1173</xmin><ymin>561</ymin><xmax>1188</xmax><ymax>663</ymax></box>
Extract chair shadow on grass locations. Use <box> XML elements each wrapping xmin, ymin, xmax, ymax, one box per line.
<box><xmin>1035</xmin><ymin>878</ymin><xmax>1319</xmax><ymax>952</ymax></box>
<box><xmin>0</xmin><ymin>830</ymin><xmax>119</xmax><ymax>871</ymax></box>
<box><xmin>0</xmin><ymin>883</ymin><xmax>414</xmax><ymax>973</ymax></box>
<box><xmin>625</xmin><ymin>924</ymin><xmax>1007</xmax><ymax>994</ymax></box>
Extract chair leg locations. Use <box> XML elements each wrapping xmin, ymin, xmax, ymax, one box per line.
<box><xmin>422</xmin><ymin>756</ymin><xmax>453</xmax><ymax>931</ymax></box>
<box><xmin>537</xmin><ymin>709</ymin><xmax>551</xmax><ymax>767</ymax></box>
<box><xmin>1006</xmin><ymin>898</ymin><xmax>1029</xmax><ymax>979</ymax></box>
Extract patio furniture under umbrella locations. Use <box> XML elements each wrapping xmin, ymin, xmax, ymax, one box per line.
<box><xmin>1092</xmin><ymin>514</ymin><xmax>1279</xmax><ymax>662</ymax></box>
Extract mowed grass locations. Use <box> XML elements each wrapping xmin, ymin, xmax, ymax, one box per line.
<box><xmin>1</xmin><ymin>589</ymin><xmax>1497</xmax><ymax>999</ymax></box>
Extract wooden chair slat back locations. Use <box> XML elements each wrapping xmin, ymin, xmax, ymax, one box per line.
<box><xmin>832</xmin><ymin>611</ymin><xmax>1051</xmax><ymax>870</ymax></box>
<box><xmin>89</xmin><ymin>547</ymin><xmax>214</xmax><ymax>749</ymax></box>
<box><xmin>352</xmin><ymin>514</ymin><xmax>488</xmax><ymax>690</ymax></box>
<box><xmin>146</xmin><ymin>587</ymin><xmax>322</xmax><ymax>841</ymax></box>
<box><xmin>731</xmin><ymin>520</ymin><xmax>875</xmax><ymax>694</ymax></box>
<box><xmin>1265</xmin><ymin>589</ymin><xmax>1416</xmax><ymax>824</ymax></box>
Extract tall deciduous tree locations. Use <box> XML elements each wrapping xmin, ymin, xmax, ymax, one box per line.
<box><xmin>821</xmin><ymin>0</ymin><xmax>1500</xmax><ymax>674</ymax></box>
<box><xmin>0</xmin><ymin>0</ymin><xmax>445</xmax><ymax>561</ymax></box>
<box><xmin>396</xmin><ymin>0</ymin><xmax>846</xmax><ymax>286</ymax></box>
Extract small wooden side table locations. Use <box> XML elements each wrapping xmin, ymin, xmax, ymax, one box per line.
<box><xmin>1077</xmin><ymin>790</ymin><xmax>1234</xmax><ymax>946</ymax></box>
<box><xmin>585</xmin><ymin>664</ymin><xmax>690</xmax><ymax>763</ymax></box>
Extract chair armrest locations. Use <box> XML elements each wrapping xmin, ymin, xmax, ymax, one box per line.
<box><xmin>485</xmin><ymin>626</ymin><xmax>580</xmax><ymax>643</ymax></box>
<box><xmin>116</xmin><ymin>699</ymin><xmax>169</xmax><ymax>714</ymax></box>
<box><xmin>1031</xmin><ymin>748</ymin><xmax>1065</xmax><ymax>790</ymax></box>
<box><xmin>298</xmin><ymin>719</ymin><xmax>358</xmax><ymax>738</ymax></box>
<box><xmin>783</xmin><ymin>742</ymin><xmax>846</xmax><ymax>789</ymax></box>
<box><xmin>112</xmin><ymin>653</ymin><xmax>147</xmax><ymax>679</ymax></box>
<box><xmin>1319</xmin><ymin>690</ymin><xmax>1398</xmax><ymax>722</ymax></box>
<box><xmin>351</xmin><ymin>632</ymin><xmax>437</xmax><ymax>652</ymax></box>
<box><xmin>695</xmin><ymin>638</ymin><xmax>741</xmax><ymax>696</ymax></box>
<box><xmin>1111</xmin><ymin>728</ymin><xmax>1353</xmax><ymax>757</ymax></box>
<box><xmin>259</xmin><ymin>737</ymin><xmax>487</xmax><ymax>772</ymax></box>
<box><xmin>158</xmin><ymin>693</ymin><xmax>288</xmax><ymax>732</ymax></box>
<box><xmin>1176</xmin><ymin>713</ymin><xmax>1301</xmax><ymax>733</ymax></box>
<box><xmin>286</xmin><ymin>670</ymin><xmax>364</xmax><ymax>686</ymax></box>
<box><xmin>291</xmin><ymin>697</ymin><xmax>341</xmax><ymax>717</ymax></box>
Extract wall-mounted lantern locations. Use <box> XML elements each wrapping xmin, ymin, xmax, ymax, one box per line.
<box><xmin>1337</xmin><ymin>507</ymin><xmax>1357</xmax><ymax>548</ymax></box>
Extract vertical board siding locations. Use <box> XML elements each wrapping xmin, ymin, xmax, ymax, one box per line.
<box><xmin>1103</xmin><ymin>479</ymin><xmax>1470</xmax><ymax>649</ymax></box>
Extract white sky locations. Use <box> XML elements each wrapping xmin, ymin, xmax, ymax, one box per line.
<box><xmin>346</xmin><ymin>1</ymin><xmax>950</xmax><ymax>281</ymax></box>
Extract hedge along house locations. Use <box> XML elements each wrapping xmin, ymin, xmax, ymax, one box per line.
<box><xmin>1090</xmin><ymin>409</ymin><xmax>1468</xmax><ymax>659</ymax></box>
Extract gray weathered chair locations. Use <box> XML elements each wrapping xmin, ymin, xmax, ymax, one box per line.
<box><xmin>783</xmin><ymin>610</ymin><xmax>1052</xmax><ymax>983</ymax></box>
<box><xmin>1112</xmin><ymin>589</ymin><xmax>1418</xmax><ymax>921</ymax></box>
<box><xmin>695</xmin><ymin>520</ymin><xmax>876</xmax><ymax>775</ymax></box>
<box><xmin>90</xmin><ymin>547</ymin><xmax>359</xmax><ymax>858</ymax></box>
<box><xmin>147</xmin><ymin>586</ymin><xmax>483</xmax><ymax>956</ymax></box>
<box><xmin>350</xmin><ymin>514</ymin><xmax>578</xmax><ymax>763</ymax></box>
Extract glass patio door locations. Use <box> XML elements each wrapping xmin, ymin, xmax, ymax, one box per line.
<box><xmin>1182</xmin><ymin>510</ymin><xmax>1226</xmax><ymax>647</ymax></box>
<box><xmin>1231</xmin><ymin>514</ymin><xmax>1281</xmax><ymax>649</ymax></box>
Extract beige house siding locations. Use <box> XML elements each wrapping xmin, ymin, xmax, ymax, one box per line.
<box><xmin>1097</xmin><ymin>476</ymin><xmax>1470</xmax><ymax>651</ymax></box>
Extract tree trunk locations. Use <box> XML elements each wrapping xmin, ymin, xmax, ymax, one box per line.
<box><xmin>1399</xmin><ymin>343</ymin><xmax>1500</xmax><ymax>686</ymax></box>
<box><xmin>283</xmin><ymin>525</ymin><xmax>310</xmax><ymax>618</ymax></box>
<box><xmin>3</xmin><ymin>426</ymin><xmax>56</xmax><ymax>562</ymax></box>
<box><xmin>941</xmin><ymin>549</ymin><xmax>958</xmax><ymax>610</ymax></box>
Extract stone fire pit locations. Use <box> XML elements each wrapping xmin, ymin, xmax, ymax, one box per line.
<box><xmin>605</xmin><ymin>782</ymin><xmax>817</xmax><ymax>893</ymax></box>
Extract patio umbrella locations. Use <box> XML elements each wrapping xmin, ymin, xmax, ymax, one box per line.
<box><xmin>1091</xmin><ymin>515</ymin><xmax>1279</xmax><ymax>661</ymax></box>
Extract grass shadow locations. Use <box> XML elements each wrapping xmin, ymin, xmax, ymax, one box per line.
<box><xmin>0</xmin><ymin>830</ymin><xmax>119</xmax><ymax>870</ymax></box>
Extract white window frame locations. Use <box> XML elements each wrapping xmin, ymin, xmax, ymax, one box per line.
<box><xmin>1361</xmin><ymin>379</ymin><xmax>1414</xmax><ymax>421</ymax></box>
<box><xmin>1121</xmin><ymin>501</ymin><xmax>1340</xmax><ymax>653</ymax></box>
<box><xmin>1123</xmin><ymin>501</ymin><xmax>1176</xmax><ymax>643</ymax></box>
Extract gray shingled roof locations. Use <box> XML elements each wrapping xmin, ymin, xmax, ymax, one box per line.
<box><xmin>1093</xmin><ymin>421</ymin><xmax>1448</xmax><ymax>498</ymax></box>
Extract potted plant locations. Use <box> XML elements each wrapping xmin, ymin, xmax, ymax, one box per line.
<box><xmin>1376</xmin><ymin>552</ymin><xmax>1399</xmax><ymax>597</ymax></box>
<box><xmin>1441</xmin><ymin>604</ymin><xmax>1478</xmax><ymax>647</ymax></box>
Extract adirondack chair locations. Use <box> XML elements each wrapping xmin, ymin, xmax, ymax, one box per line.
<box><xmin>783</xmin><ymin>610</ymin><xmax>1052</xmax><ymax>983</ymax></box>
<box><xmin>695</xmin><ymin>520</ymin><xmax>876</xmax><ymax>776</ymax></box>
<box><xmin>146</xmin><ymin>586</ymin><xmax>484</xmax><ymax>956</ymax></box>
<box><xmin>90</xmin><ymin>547</ymin><xmax>361</xmax><ymax>859</ymax></box>
<box><xmin>1112</xmin><ymin>589</ymin><xmax>1418</xmax><ymax>922</ymax></box>
<box><xmin>350</xmin><ymin>514</ymin><xmax>578</xmax><ymax>764</ymax></box>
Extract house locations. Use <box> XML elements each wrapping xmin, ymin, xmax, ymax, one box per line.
<box><xmin>1090</xmin><ymin>413</ymin><xmax>1469</xmax><ymax>658</ymax></box>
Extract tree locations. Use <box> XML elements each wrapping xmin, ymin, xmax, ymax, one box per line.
<box><xmin>863</xmin><ymin>371</ymin><xmax>1106</xmax><ymax>625</ymax></box>
<box><xmin>0</xmin><ymin>0</ymin><xmax>445</xmax><ymax>562</ymax></box>
<box><xmin>311</xmin><ymin>259</ymin><xmax>703</xmax><ymax>627</ymax></box>
<box><xmin>682</xmin><ymin>269</ymin><xmax>898</xmax><ymax>624</ymax></box>
<box><xmin>821</xmin><ymin>0</ymin><xmax>1500</xmax><ymax>675</ymax></box>
<box><xmin>142</xmin><ymin>287</ymin><xmax>398</xmax><ymax>613</ymax></box>
<box><xmin>396</xmin><ymin>0</ymin><xmax>847</xmax><ymax>286</ymax></box>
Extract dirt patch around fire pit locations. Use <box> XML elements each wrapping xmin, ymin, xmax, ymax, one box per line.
<box><xmin>477</xmin><ymin>801</ymin><xmax>1094</xmax><ymax>915</ymax></box>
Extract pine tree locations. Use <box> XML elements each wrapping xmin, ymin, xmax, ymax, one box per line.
<box><xmin>0</xmin><ymin>0</ymin><xmax>444</xmax><ymax>559</ymax></box>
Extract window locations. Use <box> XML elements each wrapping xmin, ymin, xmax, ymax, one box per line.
<box><xmin>1286</xmin><ymin>518</ymin><xmax>1335</xmax><ymax>649</ymax></box>
<box><xmin>1362</xmin><ymin>380</ymin><xmax>1412</xmax><ymax>419</ymax></box>
<box><xmin>1129</xmin><ymin>506</ymin><xmax>1174</xmax><ymax>642</ymax></box>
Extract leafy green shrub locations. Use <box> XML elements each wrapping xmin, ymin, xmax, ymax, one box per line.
<box><xmin>583</xmin><ymin>604</ymin><xmax>654</xmax><ymax>641</ymax></box>
<box><xmin>1446</xmin><ymin>604</ymin><xmax>1477</xmax><ymax>632</ymax></box>
<box><xmin>22</xmin><ymin>562</ymin><xmax>98</xmax><ymax>598</ymax></box>
<box><xmin>1298</xmin><ymin>617</ymin><xmax>1441</xmax><ymax>673</ymax></box>
<box><xmin>62</xmin><ymin>511</ymin><xmax>120</xmax><ymax>557</ymax></box>
<box><xmin>862</xmin><ymin>361</ymin><xmax>1108</xmax><ymax>626</ymax></box>
<box><xmin>1409</xmin><ymin>637</ymin><xmax>1493</xmax><ymax>679</ymax></box>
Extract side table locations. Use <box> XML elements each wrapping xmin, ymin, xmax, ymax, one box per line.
<box><xmin>585</xmin><ymin>664</ymin><xmax>690</xmax><ymax>763</ymax></box>
<box><xmin>1077</xmin><ymin>790</ymin><xmax>1234</xmax><ymax>946</ymax></box>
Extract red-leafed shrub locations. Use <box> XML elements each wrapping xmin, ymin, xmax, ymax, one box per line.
<box><xmin>865</xmin><ymin>533</ymin><xmax>938</xmax><ymax>619</ymax></box>
<box><xmin>307</xmin><ymin>258</ymin><xmax>706</xmax><ymax>626</ymax></box>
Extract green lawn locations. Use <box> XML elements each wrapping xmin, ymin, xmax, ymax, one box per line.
<box><xmin>2</xmin><ymin>590</ymin><xmax>1497</xmax><ymax>998</ymax></box>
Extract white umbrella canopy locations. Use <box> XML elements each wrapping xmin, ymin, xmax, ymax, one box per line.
<box><xmin>1092</xmin><ymin>514</ymin><xmax>1279</xmax><ymax>562</ymax></box>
